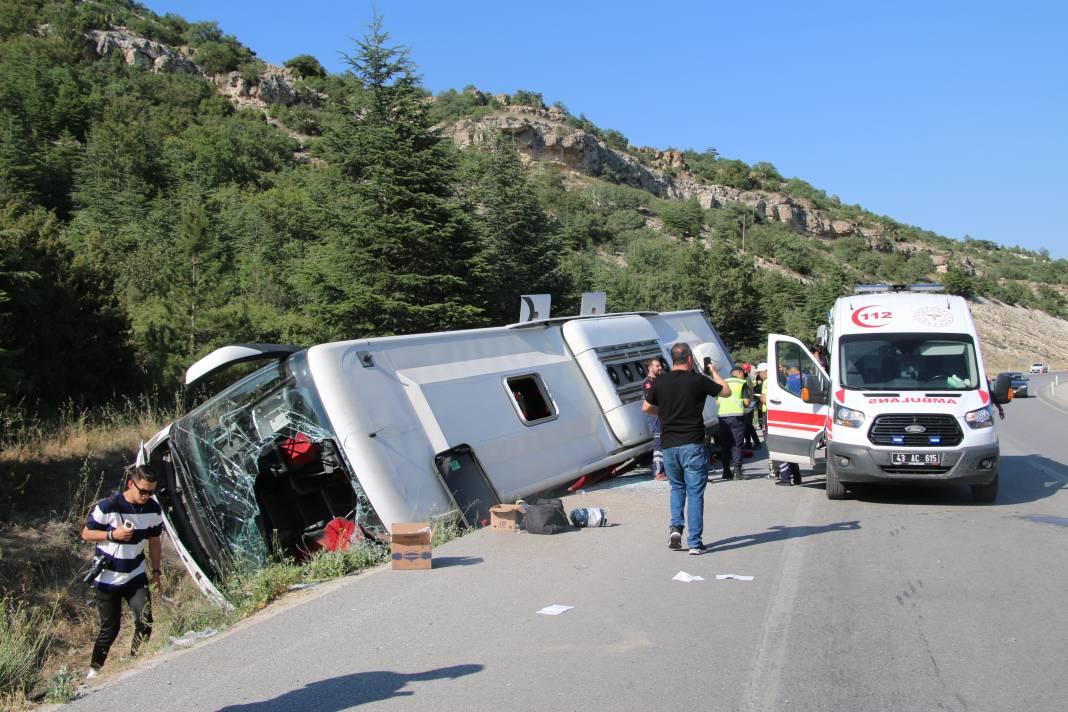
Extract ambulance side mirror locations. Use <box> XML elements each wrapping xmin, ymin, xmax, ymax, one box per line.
<box><xmin>991</xmin><ymin>373</ymin><xmax>1012</xmax><ymax>405</ymax></box>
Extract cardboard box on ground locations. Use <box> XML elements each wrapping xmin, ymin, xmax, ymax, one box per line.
<box><xmin>391</xmin><ymin>522</ymin><xmax>432</xmax><ymax>570</ymax></box>
<box><xmin>489</xmin><ymin>504</ymin><xmax>525</xmax><ymax>532</ymax></box>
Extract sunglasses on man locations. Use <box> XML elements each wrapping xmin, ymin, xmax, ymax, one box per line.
<box><xmin>131</xmin><ymin>481</ymin><xmax>156</xmax><ymax>497</ymax></box>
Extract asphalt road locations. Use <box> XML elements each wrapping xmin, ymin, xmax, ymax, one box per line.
<box><xmin>64</xmin><ymin>373</ymin><xmax>1068</xmax><ymax>712</ymax></box>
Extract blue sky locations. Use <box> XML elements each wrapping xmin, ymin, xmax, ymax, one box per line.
<box><xmin>147</xmin><ymin>0</ymin><xmax>1068</xmax><ymax>259</ymax></box>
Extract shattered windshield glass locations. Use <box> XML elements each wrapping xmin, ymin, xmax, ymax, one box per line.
<box><xmin>840</xmin><ymin>333</ymin><xmax>979</xmax><ymax>391</ymax></box>
<box><xmin>169</xmin><ymin>353</ymin><xmax>375</xmax><ymax>568</ymax></box>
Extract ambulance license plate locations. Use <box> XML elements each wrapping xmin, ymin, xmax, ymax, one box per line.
<box><xmin>892</xmin><ymin>452</ymin><xmax>941</xmax><ymax>466</ymax></box>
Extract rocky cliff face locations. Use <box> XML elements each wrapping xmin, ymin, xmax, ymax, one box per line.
<box><xmin>84</xmin><ymin>28</ymin><xmax>199</xmax><ymax>74</ymax></box>
<box><xmin>70</xmin><ymin>30</ymin><xmax>911</xmax><ymax>244</ymax></box>
<box><xmin>82</xmin><ymin>28</ymin><xmax>302</xmax><ymax>111</ymax></box>
<box><xmin>970</xmin><ymin>297</ymin><xmax>1068</xmax><ymax>371</ymax></box>
<box><xmin>212</xmin><ymin>65</ymin><xmax>301</xmax><ymax>110</ymax></box>
<box><xmin>444</xmin><ymin>107</ymin><xmax>885</xmax><ymax>241</ymax></box>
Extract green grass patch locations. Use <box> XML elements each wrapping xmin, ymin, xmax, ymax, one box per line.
<box><xmin>0</xmin><ymin>597</ymin><xmax>54</xmax><ymax>700</ymax></box>
<box><xmin>44</xmin><ymin>665</ymin><xmax>77</xmax><ymax>704</ymax></box>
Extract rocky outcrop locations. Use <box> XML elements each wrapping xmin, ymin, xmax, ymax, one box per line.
<box><xmin>446</xmin><ymin>111</ymin><xmax>669</xmax><ymax>195</ymax></box>
<box><xmin>84</xmin><ymin>29</ymin><xmax>198</xmax><ymax>73</ymax></box>
<box><xmin>445</xmin><ymin>107</ymin><xmax>883</xmax><ymax>240</ymax></box>
<box><xmin>82</xmin><ymin>28</ymin><xmax>305</xmax><ymax>112</ymax></box>
<box><xmin>214</xmin><ymin>65</ymin><xmax>301</xmax><ymax>110</ymax></box>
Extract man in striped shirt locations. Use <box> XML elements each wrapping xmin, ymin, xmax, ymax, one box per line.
<box><xmin>81</xmin><ymin>464</ymin><xmax>164</xmax><ymax>676</ymax></box>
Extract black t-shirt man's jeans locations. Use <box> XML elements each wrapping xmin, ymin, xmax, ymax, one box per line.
<box><xmin>645</xmin><ymin>369</ymin><xmax>726</xmax><ymax>547</ymax></box>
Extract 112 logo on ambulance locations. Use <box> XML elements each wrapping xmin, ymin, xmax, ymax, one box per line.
<box><xmin>851</xmin><ymin>305</ymin><xmax>893</xmax><ymax>328</ymax></box>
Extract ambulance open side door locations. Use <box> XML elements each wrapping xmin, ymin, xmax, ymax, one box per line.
<box><xmin>765</xmin><ymin>334</ymin><xmax>830</xmax><ymax>467</ymax></box>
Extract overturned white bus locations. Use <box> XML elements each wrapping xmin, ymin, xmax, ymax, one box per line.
<box><xmin>137</xmin><ymin>310</ymin><xmax>731</xmax><ymax>602</ymax></box>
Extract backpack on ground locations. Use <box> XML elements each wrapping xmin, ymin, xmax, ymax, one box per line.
<box><xmin>522</xmin><ymin>498</ymin><xmax>571</xmax><ymax>534</ymax></box>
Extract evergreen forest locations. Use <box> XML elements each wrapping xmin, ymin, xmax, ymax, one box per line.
<box><xmin>2</xmin><ymin>0</ymin><xmax>1066</xmax><ymax>418</ymax></box>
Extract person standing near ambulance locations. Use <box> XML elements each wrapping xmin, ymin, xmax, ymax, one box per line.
<box><xmin>756</xmin><ymin>362</ymin><xmax>786</xmax><ymax>481</ymax></box>
<box><xmin>741</xmin><ymin>363</ymin><xmax>761</xmax><ymax>449</ymax></box>
<box><xmin>81</xmin><ymin>464</ymin><xmax>164</xmax><ymax>677</ymax></box>
<box><xmin>716</xmin><ymin>366</ymin><xmax>752</xmax><ymax>480</ymax></box>
<box><xmin>643</xmin><ymin>343</ymin><xmax>730</xmax><ymax>554</ymax></box>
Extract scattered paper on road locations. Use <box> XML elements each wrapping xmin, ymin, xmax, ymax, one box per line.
<box><xmin>673</xmin><ymin>571</ymin><xmax>705</xmax><ymax>583</ymax></box>
<box><xmin>538</xmin><ymin>604</ymin><xmax>574</xmax><ymax>616</ymax></box>
<box><xmin>716</xmin><ymin>574</ymin><xmax>754</xmax><ymax>581</ymax></box>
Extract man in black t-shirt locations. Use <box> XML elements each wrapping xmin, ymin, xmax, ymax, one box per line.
<box><xmin>642</xmin><ymin>342</ymin><xmax>730</xmax><ymax>554</ymax></box>
<box><xmin>642</xmin><ymin>357</ymin><xmax>666</xmax><ymax>480</ymax></box>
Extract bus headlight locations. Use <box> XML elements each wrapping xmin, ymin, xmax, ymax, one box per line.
<box><xmin>834</xmin><ymin>406</ymin><xmax>865</xmax><ymax>428</ymax></box>
<box><xmin>965</xmin><ymin>405</ymin><xmax>994</xmax><ymax>429</ymax></box>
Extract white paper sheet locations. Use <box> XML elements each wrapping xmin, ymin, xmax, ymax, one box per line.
<box><xmin>537</xmin><ymin>604</ymin><xmax>574</xmax><ymax>616</ymax></box>
<box><xmin>716</xmin><ymin>574</ymin><xmax>754</xmax><ymax>581</ymax></box>
<box><xmin>672</xmin><ymin>571</ymin><xmax>705</xmax><ymax>583</ymax></box>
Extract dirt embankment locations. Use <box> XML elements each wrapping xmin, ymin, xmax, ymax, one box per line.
<box><xmin>971</xmin><ymin>297</ymin><xmax>1068</xmax><ymax>373</ymax></box>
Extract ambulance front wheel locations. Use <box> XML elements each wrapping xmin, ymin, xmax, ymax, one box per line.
<box><xmin>970</xmin><ymin>470</ymin><xmax>998</xmax><ymax>504</ymax></box>
<box><xmin>825</xmin><ymin>461</ymin><xmax>847</xmax><ymax>500</ymax></box>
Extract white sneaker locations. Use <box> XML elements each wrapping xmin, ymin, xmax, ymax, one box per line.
<box><xmin>85</xmin><ymin>668</ymin><xmax>98</xmax><ymax>680</ymax></box>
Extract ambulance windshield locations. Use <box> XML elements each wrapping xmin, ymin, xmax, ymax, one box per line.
<box><xmin>839</xmin><ymin>333</ymin><xmax>979</xmax><ymax>391</ymax></box>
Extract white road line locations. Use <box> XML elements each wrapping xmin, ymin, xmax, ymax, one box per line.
<box><xmin>1036</xmin><ymin>381</ymin><xmax>1068</xmax><ymax>418</ymax></box>
<box><xmin>741</xmin><ymin>487</ymin><xmax>818</xmax><ymax>712</ymax></box>
<box><xmin>997</xmin><ymin>428</ymin><xmax>1068</xmax><ymax>486</ymax></box>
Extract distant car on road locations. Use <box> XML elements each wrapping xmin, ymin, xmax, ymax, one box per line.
<box><xmin>1029</xmin><ymin>362</ymin><xmax>1049</xmax><ymax>374</ymax></box>
<box><xmin>999</xmin><ymin>372</ymin><xmax>1029</xmax><ymax>398</ymax></box>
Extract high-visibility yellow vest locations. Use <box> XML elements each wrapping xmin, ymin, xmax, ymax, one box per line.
<box><xmin>761</xmin><ymin>378</ymin><xmax>768</xmax><ymax>413</ymax></box>
<box><xmin>717</xmin><ymin>377</ymin><xmax>747</xmax><ymax>417</ymax></box>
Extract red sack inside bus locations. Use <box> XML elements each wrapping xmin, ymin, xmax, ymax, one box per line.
<box><xmin>279</xmin><ymin>433</ymin><xmax>319</xmax><ymax>468</ymax></box>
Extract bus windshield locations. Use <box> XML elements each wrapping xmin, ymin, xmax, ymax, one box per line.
<box><xmin>169</xmin><ymin>353</ymin><xmax>342</xmax><ymax>566</ymax></box>
<box><xmin>839</xmin><ymin>333</ymin><xmax>979</xmax><ymax>391</ymax></box>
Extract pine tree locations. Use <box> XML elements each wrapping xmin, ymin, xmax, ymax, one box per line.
<box><xmin>702</xmin><ymin>242</ymin><xmax>760</xmax><ymax>348</ymax></box>
<box><xmin>0</xmin><ymin>202</ymin><xmax>138</xmax><ymax>404</ymax></box>
<box><xmin>132</xmin><ymin>202</ymin><xmax>236</xmax><ymax>382</ymax></box>
<box><xmin>465</xmin><ymin>133</ymin><xmax>563</xmax><ymax>324</ymax></box>
<box><xmin>307</xmin><ymin>17</ymin><xmax>482</xmax><ymax>338</ymax></box>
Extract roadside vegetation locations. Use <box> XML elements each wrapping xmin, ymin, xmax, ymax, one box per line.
<box><xmin>0</xmin><ymin>2</ymin><xmax>1066</xmax><ymax>703</ymax></box>
<box><xmin>0</xmin><ymin>396</ymin><xmax>466</xmax><ymax>708</ymax></box>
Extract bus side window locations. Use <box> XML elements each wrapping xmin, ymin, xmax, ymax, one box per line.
<box><xmin>506</xmin><ymin>374</ymin><xmax>557</xmax><ymax>425</ymax></box>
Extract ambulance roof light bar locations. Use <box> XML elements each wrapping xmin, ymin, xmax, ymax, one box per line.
<box><xmin>853</xmin><ymin>283</ymin><xmax>946</xmax><ymax>294</ymax></box>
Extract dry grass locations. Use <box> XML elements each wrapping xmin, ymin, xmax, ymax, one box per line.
<box><xmin>0</xmin><ymin>397</ymin><xmax>177</xmax><ymax>708</ymax></box>
<box><xmin>0</xmin><ymin>398</ymin><xmax>472</xmax><ymax>708</ymax></box>
<box><xmin>0</xmin><ymin>395</ymin><xmax>178</xmax><ymax>523</ymax></box>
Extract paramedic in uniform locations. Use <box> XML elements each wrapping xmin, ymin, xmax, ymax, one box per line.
<box><xmin>716</xmin><ymin>366</ymin><xmax>752</xmax><ymax>480</ymax></box>
<box><xmin>81</xmin><ymin>464</ymin><xmax>164</xmax><ymax>677</ymax></box>
<box><xmin>643</xmin><ymin>343</ymin><xmax>730</xmax><ymax>554</ymax></box>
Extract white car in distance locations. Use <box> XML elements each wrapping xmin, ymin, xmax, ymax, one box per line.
<box><xmin>1030</xmin><ymin>362</ymin><xmax>1049</xmax><ymax>374</ymax></box>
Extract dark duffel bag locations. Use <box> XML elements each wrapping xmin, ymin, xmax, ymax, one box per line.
<box><xmin>522</xmin><ymin>498</ymin><xmax>571</xmax><ymax>534</ymax></box>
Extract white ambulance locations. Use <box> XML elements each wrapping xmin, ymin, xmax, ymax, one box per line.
<box><xmin>765</xmin><ymin>285</ymin><xmax>1012</xmax><ymax>502</ymax></box>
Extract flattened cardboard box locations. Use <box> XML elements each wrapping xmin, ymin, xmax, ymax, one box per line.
<box><xmin>489</xmin><ymin>504</ymin><xmax>524</xmax><ymax>532</ymax></box>
<box><xmin>391</xmin><ymin>522</ymin><xmax>432</xmax><ymax>570</ymax></box>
